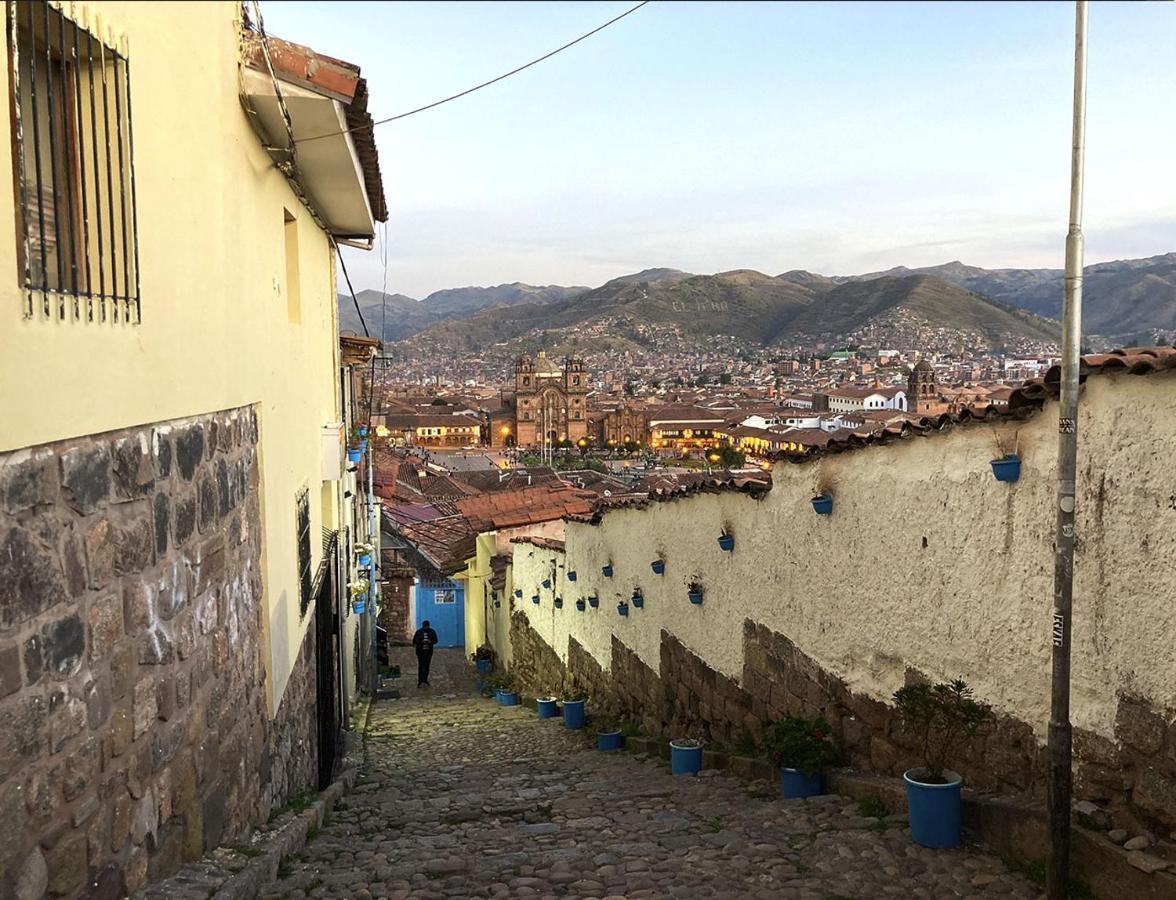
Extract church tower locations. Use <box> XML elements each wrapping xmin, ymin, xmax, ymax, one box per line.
<box><xmin>907</xmin><ymin>359</ymin><xmax>936</xmax><ymax>414</ymax></box>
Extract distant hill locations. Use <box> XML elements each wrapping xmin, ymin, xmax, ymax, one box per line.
<box><xmin>337</xmin><ymin>282</ymin><xmax>588</xmax><ymax>341</ymax></box>
<box><xmin>838</xmin><ymin>252</ymin><xmax>1176</xmax><ymax>337</ymax></box>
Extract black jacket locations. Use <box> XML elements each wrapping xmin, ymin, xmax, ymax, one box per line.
<box><xmin>412</xmin><ymin>627</ymin><xmax>438</xmax><ymax>652</ymax></box>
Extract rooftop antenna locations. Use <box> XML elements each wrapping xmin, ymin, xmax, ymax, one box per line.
<box><xmin>1047</xmin><ymin>3</ymin><xmax>1087</xmax><ymax>897</ymax></box>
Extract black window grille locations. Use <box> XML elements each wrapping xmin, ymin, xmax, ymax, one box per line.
<box><xmin>296</xmin><ymin>487</ymin><xmax>312</xmax><ymax>616</ymax></box>
<box><xmin>8</xmin><ymin>0</ymin><xmax>140</xmax><ymax>322</ymax></box>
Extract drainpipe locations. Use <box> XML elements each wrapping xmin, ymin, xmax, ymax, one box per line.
<box><xmin>1048</xmin><ymin>3</ymin><xmax>1087</xmax><ymax>897</ymax></box>
<box><xmin>368</xmin><ymin>440</ymin><xmax>380</xmax><ymax>696</ymax></box>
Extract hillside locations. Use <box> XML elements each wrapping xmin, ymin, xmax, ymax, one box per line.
<box><xmin>781</xmin><ymin>274</ymin><xmax>1060</xmax><ymax>346</ymax></box>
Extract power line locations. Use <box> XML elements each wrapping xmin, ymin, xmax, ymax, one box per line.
<box><xmin>295</xmin><ymin>1</ymin><xmax>650</xmax><ymax>145</ymax></box>
<box><xmin>335</xmin><ymin>242</ymin><xmax>369</xmax><ymax>338</ymax></box>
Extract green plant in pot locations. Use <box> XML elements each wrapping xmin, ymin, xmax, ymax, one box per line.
<box><xmin>763</xmin><ymin>715</ymin><xmax>835</xmax><ymax>799</ymax></box>
<box><xmin>893</xmin><ymin>679</ymin><xmax>991</xmax><ymax>849</ymax></box>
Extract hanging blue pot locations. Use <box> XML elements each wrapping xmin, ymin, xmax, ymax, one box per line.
<box><xmin>597</xmin><ymin>730</ymin><xmax>623</xmax><ymax>751</ymax></box>
<box><xmin>688</xmin><ymin>589</ymin><xmax>704</xmax><ymax>605</ymax></box>
<box><xmin>514</xmin><ymin>589</ymin><xmax>522</xmax><ymax>599</ymax></box>
<box><xmin>357</xmin><ymin>425</ymin><xmax>369</xmax><ymax>437</ymax></box>
<box><xmin>352</xmin><ymin>599</ymin><xmax>366</xmax><ymax>615</ymax></box>
<box><xmin>494</xmin><ymin>599</ymin><xmax>501</xmax><ymax>608</ymax></box>
<box><xmin>651</xmin><ymin>559</ymin><xmax>665</xmax><ymax>575</ymax></box>
<box><xmin>811</xmin><ymin>494</ymin><xmax>833</xmax><ymax>516</ymax></box>
<box><xmin>631</xmin><ymin>592</ymin><xmax>644</xmax><ymax>609</ymax></box>
<box><xmin>904</xmin><ymin>769</ymin><xmax>963</xmax><ymax>849</ymax></box>
<box><xmin>536</xmin><ymin>697</ymin><xmax>558</xmax><ymax>719</ymax></box>
<box><xmin>475</xmin><ymin>658</ymin><xmax>493</xmax><ymax>675</ymax></box>
<box><xmin>542</xmin><ymin>578</ymin><xmax>551</xmax><ymax>589</ymax></box>
<box><xmin>358</xmin><ymin>553</ymin><xmax>371</xmax><ymax>567</ymax></box>
<box><xmin>670</xmin><ymin>740</ymin><xmax>703</xmax><ymax>775</ymax></box>
<box><xmin>567</xmin><ymin>571</ymin><xmax>577</xmax><ymax>582</ymax></box>
<box><xmin>587</xmin><ymin>595</ymin><xmax>599</xmax><ymax>608</ymax></box>
<box><xmin>990</xmin><ymin>455</ymin><xmax>1021</xmax><ymax>483</ymax></box>
<box><xmin>617</xmin><ymin>602</ymin><xmax>629</xmax><ymax>617</ymax></box>
<box><xmin>347</xmin><ymin>448</ymin><xmax>362</xmax><ymax>463</ymax></box>
<box><xmin>531</xmin><ymin>594</ymin><xmax>540</xmax><ymax>605</ymax></box>
<box><xmin>562</xmin><ymin>699</ymin><xmax>586</xmax><ymax>729</ymax></box>
<box><xmin>779</xmin><ymin>767</ymin><xmax>824</xmax><ymax>799</ymax></box>
<box><xmin>554</xmin><ymin>597</ymin><xmax>563</xmax><ymax>609</ymax></box>
<box><xmin>718</xmin><ymin>534</ymin><xmax>735</xmax><ymax>552</ymax></box>
<box><xmin>602</xmin><ymin>564</ymin><xmax>613</xmax><ymax>578</ymax></box>
<box><xmin>575</xmin><ymin>599</ymin><xmax>586</xmax><ymax>612</ymax></box>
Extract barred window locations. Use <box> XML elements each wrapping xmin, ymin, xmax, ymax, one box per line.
<box><xmin>296</xmin><ymin>487</ymin><xmax>312</xmax><ymax>616</ymax></box>
<box><xmin>8</xmin><ymin>0</ymin><xmax>140</xmax><ymax>322</ymax></box>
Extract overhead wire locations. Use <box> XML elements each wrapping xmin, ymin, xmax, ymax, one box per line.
<box><xmin>294</xmin><ymin>1</ymin><xmax>650</xmax><ymax>144</ymax></box>
<box><xmin>335</xmin><ymin>241</ymin><xmax>370</xmax><ymax>338</ymax></box>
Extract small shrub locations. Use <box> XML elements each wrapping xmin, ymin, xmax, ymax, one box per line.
<box><xmin>762</xmin><ymin>715</ymin><xmax>835</xmax><ymax>776</ymax></box>
<box><xmin>893</xmin><ymin>679</ymin><xmax>992</xmax><ymax>783</ymax></box>
<box><xmin>857</xmin><ymin>795</ymin><xmax>888</xmax><ymax>819</ymax></box>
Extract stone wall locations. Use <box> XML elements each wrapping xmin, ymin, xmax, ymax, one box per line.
<box><xmin>498</xmin><ymin>371</ymin><xmax>1176</xmax><ymax>835</ymax></box>
<box><xmin>0</xmin><ymin>407</ymin><xmax>320</xmax><ymax>898</ymax></box>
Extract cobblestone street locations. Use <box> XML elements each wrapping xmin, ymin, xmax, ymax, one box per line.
<box><xmin>262</xmin><ymin>650</ymin><xmax>1041</xmax><ymax>900</ymax></box>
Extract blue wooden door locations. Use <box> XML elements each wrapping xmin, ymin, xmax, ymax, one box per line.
<box><xmin>415</xmin><ymin>578</ymin><xmax>464</xmax><ymax>648</ymax></box>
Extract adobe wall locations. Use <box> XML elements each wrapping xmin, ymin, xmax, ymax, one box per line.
<box><xmin>0</xmin><ymin>407</ymin><xmax>319</xmax><ymax>898</ymax></box>
<box><xmin>501</xmin><ymin>371</ymin><xmax>1176</xmax><ymax>833</ymax></box>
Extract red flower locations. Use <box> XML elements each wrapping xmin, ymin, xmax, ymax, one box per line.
<box><xmin>813</xmin><ymin>730</ymin><xmax>825</xmax><ymax>740</ymax></box>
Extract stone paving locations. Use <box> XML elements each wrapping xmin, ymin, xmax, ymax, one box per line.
<box><xmin>261</xmin><ymin>649</ymin><xmax>1042</xmax><ymax>899</ymax></box>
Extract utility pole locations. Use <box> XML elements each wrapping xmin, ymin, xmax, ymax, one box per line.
<box><xmin>1048</xmin><ymin>2</ymin><xmax>1087</xmax><ymax>897</ymax></box>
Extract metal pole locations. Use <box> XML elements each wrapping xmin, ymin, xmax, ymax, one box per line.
<box><xmin>1048</xmin><ymin>3</ymin><xmax>1087</xmax><ymax>897</ymax></box>
<box><xmin>368</xmin><ymin>448</ymin><xmax>379</xmax><ymax>695</ymax></box>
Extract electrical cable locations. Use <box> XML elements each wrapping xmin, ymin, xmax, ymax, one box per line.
<box><xmin>335</xmin><ymin>241</ymin><xmax>370</xmax><ymax>338</ymax></box>
<box><xmin>294</xmin><ymin>1</ymin><xmax>650</xmax><ymax>144</ymax></box>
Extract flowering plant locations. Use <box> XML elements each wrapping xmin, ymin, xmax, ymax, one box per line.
<box><xmin>763</xmin><ymin>715</ymin><xmax>836</xmax><ymax>776</ymax></box>
<box><xmin>347</xmin><ymin>581</ymin><xmax>368</xmax><ymax>599</ymax></box>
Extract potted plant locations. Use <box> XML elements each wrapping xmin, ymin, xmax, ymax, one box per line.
<box><xmin>990</xmin><ymin>431</ymin><xmax>1021</xmax><ymax>483</ymax></box>
<box><xmin>542</xmin><ymin>577</ymin><xmax>552</xmax><ymax>589</ymax></box>
<box><xmin>670</xmin><ymin>732</ymin><xmax>705</xmax><ymax>775</ymax></box>
<box><xmin>651</xmin><ymin>557</ymin><xmax>665</xmax><ymax>575</ymax></box>
<box><xmin>347</xmin><ymin>446</ymin><xmax>363</xmax><ymax>463</ymax></box>
<box><xmin>630</xmin><ymin>588</ymin><xmax>644</xmax><ymax>609</ymax></box>
<box><xmin>811</xmin><ymin>493</ymin><xmax>833</xmax><ymax>515</ymax></box>
<box><xmin>514</xmin><ymin>589</ymin><xmax>523</xmax><ymax>599</ymax></box>
<box><xmin>495</xmin><ymin>673</ymin><xmax>520</xmax><ymax>706</ymax></box>
<box><xmin>594</xmin><ymin>714</ymin><xmax>624</xmax><ymax>751</ymax></box>
<box><xmin>717</xmin><ymin>531</ymin><xmax>735</xmax><ymax>552</ymax></box>
<box><xmin>562</xmin><ymin>692</ymin><xmax>588</xmax><ymax>729</ymax></box>
<box><xmin>567</xmin><ymin>570</ymin><xmax>578</xmax><ymax>582</ymax></box>
<box><xmin>357</xmin><ymin>424</ymin><xmax>369</xmax><ymax>438</ymax></box>
<box><xmin>472</xmin><ymin>645</ymin><xmax>495</xmax><ymax>675</ymax></box>
<box><xmin>536</xmin><ymin>695</ymin><xmax>558</xmax><ymax>719</ymax></box>
<box><xmin>894</xmin><ymin>679</ymin><xmax>992</xmax><ymax>849</ymax></box>
<box><xmin>763</xmin><ymin>715</ymin><xmax>835</xmax><ymax>799</ymax></box>
<box><xmin>531</xmin><ymin>594</ymin><xmax>540</xmax><ymax>605</ymax></box>
<box><xmin>617</xmin><ymin>599</ymin><xmax>629</xmax><ymax>617</ymax></box>
<box><xmin>355</xmin><ymin>542</ymin><xmax>373</xmax><ymax>567</ymax></box>
<box><xmin>686</xmin><ymin>579</ymin><xmax>705</xmax><ymax>605</ymax></box>
<box><xmin>587</xmin><ymin>594</ymin><xmax>599</xmax><ymax>608</ymax></box>
<box><xmin>554</xmin><ymin>596</ymin><xmax>564</xmax><ymax>609</ymax></box>
<box><xmin>575</xmin><ymin>598</ymin><xmax>586</xmax><ymax>612</ymax></box>
<box><xmin>348</xmin><ymin>582</ymin><xmax>368</xmax><ymax>614</ymax></box>
<box><xmin>602</xmin><ymin>562</ymin><xmax>614</xmax><ymax>578</ymax></box>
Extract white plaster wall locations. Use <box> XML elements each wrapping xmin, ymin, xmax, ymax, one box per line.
<box><xmin>501</xmin><ymin>373</ymin><xmax>1176</xmax><ymax>745</ymax></box>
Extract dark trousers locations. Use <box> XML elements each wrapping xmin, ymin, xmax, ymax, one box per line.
<box><xmin>417</xmin><ymin>649</ymin><xmax>433</xmax><ymax>685</ymax></box>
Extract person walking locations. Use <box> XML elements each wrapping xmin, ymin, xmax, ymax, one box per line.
<box><xmin>412</xmin><ymin>619</ymin><xmax>439</xmax><ymax>688</ymax></box>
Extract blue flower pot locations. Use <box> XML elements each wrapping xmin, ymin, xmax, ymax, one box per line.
<box><xmin>357</xmin><ymin>425</ymin><xmax>369</xmax><ymax>437</ymax></box>
<box><xmin>617</xmin><ymin>602</ymin><xmax>629</xmax><ymax>617</ymax></box>
<box><xmin>493</xmin><ymin>689</ymin><xmax>504</xmax><ymax>703</ymax></box>
<box><xmin>718</xmin><ymin>534</ymin><xmax>735</xmax><ymax>552</ymax></box>
<box><xmin>904</xmin><ymin>769</ymin><xmax>963</xmax><ymax>849</ymax></box>
<box><xmin>990</xmin><ymin>455</ymin><xmax>1021</xmax><ymax>483</ymax></box>
<box><xmin>536</xmin><ymin>698</ymin><xmax>558</xmax><ymax>719</ymax></box>
<box><xmin>562</xmin><ymin>699</ymin><xmax>586</xmax><ymax>729</ymax></box>
<box><xmin>597</xmin><ymin>730</ymin><xmax>623</xmax><ymax>751</ymax></box>
<box><xmin>352</xmin><ymin>599</ymin><xmax>366</xmax><ymax>615</ymax></box>
<box><xmin>358</xmin><ymin>553</ymin><xmax>371</xmax><ymax>567</ymax></box>
<box><xmin>542</xmin><ymin>578</ymin><xmax>551</xmax><ymax>589</ymax></box>
<box><xmin>651</xmin><ymin>560</ymin><xmax>665</xmax><ymax>575</ymax></box>
<box><xmin>631</xmin><ymin>594</ymin><xmax>644</xmax><ymax>609</ymax></box>
<box><xmin>688</xmin><ymin>590</ymin><xmax>704</xmax><ymax>605</ymax></box>
<box><xmin>575</xmin><ymin>599</ymin><xmax>586</xmax><ymax>611</ymax></box>
<box><xmin>670</xmin><ymin>740</ymin><xmax>703</xmax><ymax>775</ymax></box>
<box><xmin>499</xmin><ymin>691</ymin><xmax>520</xmax><ymax>707</ymax></box>
<box><xmin>531</xmin><ymin>595</ymin><xmax>540</xmax><ymax>605</ymax></box>
<box><xmin>514</xmin><ymin>589</ymin><xmax>522</xmax><ymax>598</ymax></box>
<box><xmin>554</xmin><ymin>597</ymin><xmax>563</xmax><ymax>609</ymax></box>
<box><xmin>602</xmin><ymin>564</ymin><xmax>613</xmax><ymax>578</ymax></box>
<box><xmin>347</xmin><ymin>449</ymin><xmax>362</xmax><ymax>463</ymax></box>
<box><xmin>779</xmin><ymin>767</ymin><xmax>824</xmax><ymax>799</ymax></box>
<box><xmin>588</xmin><ymin>595</ymin><xmax>599</xmax><ymax>608</ymax></box>
<box><xmin>811</xmin><ymin>494</ymin><xmax>833</xmax><ymax>516</ymax></box>
<box><xmin>567</xmin><ymin>571</ymin><xmax>577</xmax><ymax>582</ymax></box>
<box><xmin>475</xmin><ymin>658</ymin><xmax>492</xmax><ymax>675</ymax></box>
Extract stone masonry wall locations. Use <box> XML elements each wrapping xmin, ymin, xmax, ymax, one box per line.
<box><xmin>0</xmin><ymin>407</ymin><xmax>319</xmax><ymax>899</ymax></box>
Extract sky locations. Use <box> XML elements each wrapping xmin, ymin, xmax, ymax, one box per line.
<box><xmin>264</xmin><ymin>1</ymin><xmax>1176</xmax><ymax>299</ymax></box>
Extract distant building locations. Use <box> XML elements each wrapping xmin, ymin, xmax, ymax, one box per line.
<box><xmin>908</xmin><ymin>360</ymin><xmax>939</xmax><ymax>414</ymax></box>
<box><xmin>827</xmin><ymin>385</ymin><xmax>908</xmax><ymax>413</ymax></box>
<box><xmin>514</xmin><ymin>352</ymin><xmax>590</xmax><ymax>448</ymax></box>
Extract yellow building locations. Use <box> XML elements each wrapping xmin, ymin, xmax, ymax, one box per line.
<box><xmin>0</xmin><ymin>3</ymin><xmax>385</xmax><ymax>894</ymax></box>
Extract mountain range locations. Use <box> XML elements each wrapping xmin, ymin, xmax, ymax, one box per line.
<box><xmin>339</xmin><ymin>252</ymin><xmax>1176</xmax><ymax>351</ymax></box>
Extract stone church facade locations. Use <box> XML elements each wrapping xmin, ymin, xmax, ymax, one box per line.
<box><xmin>514</xmin><ymin>353</ymin><xmax>590</xmax><ymax>448</ymax></box>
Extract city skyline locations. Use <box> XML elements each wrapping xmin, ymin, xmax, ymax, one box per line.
<box><xmin>265</xmin><ymin>1</ymin><xmax>1176</xmax><ymax>298</ymax></box>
